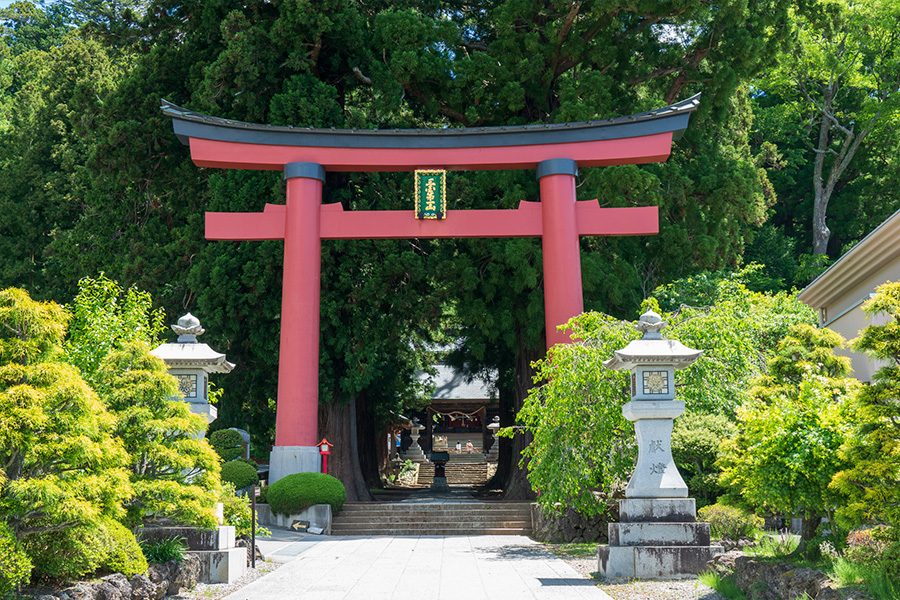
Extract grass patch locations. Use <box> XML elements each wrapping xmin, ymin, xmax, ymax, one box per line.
<box><xmin>829</xmin><ymin>556</ymin><xmax>898</xmax><ymax>600</ymax></box>
<box><xmin>544</xmin><ymin>542</ymin><xmax>596</xmax><ymax>559</ymax></box>
<box><xmin>745</xmin><ymin>531</ymin><xmax>800</xmax><ymax>558</ymax></box>
<box><xmin>698</xmin><ymin>571</ymin><xmax>746</xmax><ymax>600</ymax></box>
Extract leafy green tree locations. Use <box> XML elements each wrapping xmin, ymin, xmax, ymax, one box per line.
<box><xmin>64</xmin><ymin>276</ymin><xmax>222</xmax><ymax>527</ymax></box>
<box><xmin>671</xmin><ymin>412</ymin><xmax>737</xmax><ymax>508</ymax></box>
<box><xmin>0</xmin><ymin>287</ymin><xmax>131</xmax><ymax>539</ymax></box>
<box><xmin>832</xmin><ymin>281</ymin><xmax>900</xmax><ymax>528</ymax></box>
<box><xmin>520</xmin><ymin>282</ymin><xmax>814</xmax><ymax>516</ymax></box>
<box><xmin>65</xmin><ymin>274</ymin><xmax>166</xmax><ymax>386</ymax></box>
<box><xmin>719</xmin><ymin>324</ymin><xmax>858</xmax><ymax>549</ymax></box>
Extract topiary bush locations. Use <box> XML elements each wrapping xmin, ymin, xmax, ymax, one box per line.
<box><xmin>99</xmin><ymin>518</ymin><xmax>148</xmax><ymax>576</ymax></box>
<box><xmin>267</xmin><ymin>472</ymin><xmax>346</xmax><ymax>516</ymax></box>
<box><xmin>220</xmin><ymin>460</ymin><xmax>258</xmax><ymax>490</ymax></box>
<box><xmin>698</xmin><ymin>503</ymin><xmax>763</xmax><ymax>541</ymax></box>
<box><xmin>0</xmin><ymin>522</ymin><xmax>31</xmax><ymax>595</ymax></box>
<box><xmin>209</xmin><ymin>429</ymin><xmax>243</xmax><ymax>462</ymax></box>
<box><xmin>24</xmin><ymin>524</ymin><xmax>107</xmax><ymax>581</ymax></box>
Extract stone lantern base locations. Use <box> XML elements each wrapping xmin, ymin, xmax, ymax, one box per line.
<box><xmin>598</xmin><ymin>498</ymin><xmax>723</xmax><ymax>579</ymax></box>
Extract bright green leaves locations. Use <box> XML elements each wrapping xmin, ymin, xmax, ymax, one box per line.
<box><xmin>65</xmin><ymin>275</ymin><xmax>167</xmax><ymax>387</ymax></box>
<box><xmin>0</xmin><ymin>288</ymin><xmax>131</xmax><ymax>540</ymax></box>
<box><xmin>832</xmin><ymin>281</ymin><xmax>900</xmax><ymax>527</ymax></box>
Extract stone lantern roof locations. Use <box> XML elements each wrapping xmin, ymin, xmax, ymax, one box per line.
<box><xmin>603</xmin><ymin>310</ymin><xmax>702</xmax><ymax>371</ymax></box>
<box><xmin>150</xmin><ymin>313</ymin><xmax>235</xmax><ymax>374</ymax></box>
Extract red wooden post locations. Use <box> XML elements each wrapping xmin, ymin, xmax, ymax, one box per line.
<box><xmin>270</xmin><ymin>163</ymin><xmax>325</xmax><ymax>478</ymax></box>
<box><xmin>538</xmin><ymin>159</ymin><xmax>584</xmax><ymax>348</ymax></box>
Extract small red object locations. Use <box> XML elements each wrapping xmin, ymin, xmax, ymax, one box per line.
<box><xmin>318</xmin><ymin>438</ymin><xmax>333</xmax><ymax>474</ymax></box>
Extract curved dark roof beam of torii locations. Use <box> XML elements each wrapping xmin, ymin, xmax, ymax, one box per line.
<box><xmin>161</xmin><ymin>94</ymin><xmax>700</xmax><ymax>172</ymax></box>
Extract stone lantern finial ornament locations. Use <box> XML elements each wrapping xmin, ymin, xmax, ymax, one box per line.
<box><xmin>172</xmin><ymin>312</ymin><xmax>205</xmax><ymax>342</ymax></box>
<box><xmin>598</xmin><ymin>309</ymin><xmax>722</xmax><ymax>579</ymax></box>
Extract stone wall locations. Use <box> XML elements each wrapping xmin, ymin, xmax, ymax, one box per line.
<box><xmin>706</xmin><ymin>553</ymin><xmax>872</xmax><ymax>600</ymax></box>
<box><xmin>27</xmin><ymin>557</ymin><xmax>201</xmax><ymax>600</ymax></box>
<box><xmin>530</xmin><ymin>504</ymin><xmax>611</xmax><ymax>543</ymax></box>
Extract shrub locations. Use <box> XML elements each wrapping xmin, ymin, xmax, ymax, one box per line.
<box><xmin>845</xmin><ymin>526</ymin><xmax>900</xmax><ymax>582</ymax></box>
<box><xmin>257</xmin><ymin>484</ymin><xmax>268</xmax><ymax>504</ymax></box>
<box><xmin>698</xmin><ymin>503</ymin><xmax>763</xmax><ymax>540</ymax></box>
<box><xmin>99</xmin><ymin>519</ymin><xmax>147</xmax><ymax>576</ymax></box>
<box><xmin>220</xmin><ymin>484</ymin><xmax>270</xmax><ymax>539</ymax></box>
<box><xmin>672</xmin><ymin>413</ymin><xmax>737</xmax><ymax>507</ymax></box>
<box><xmin>209</xmin><ymin>429</ymin><xmax>243</xmax><ymax>462</ymax></box>
<box><xmin>0</xmin><ymin>522</ymin><xmax>31</xmax><ymax>595</ymax></box>
<box><xmin>138</xmin><ymin>537</ymin><xmax>185</xmax><ymax>564</ymax></box>
<box><xmin>220</xmin><ymin>460</ymin><xmax>258</xmax><ymax>490</ymax></box>
<box><xmin>24</xmin><ymin>524</ymin><xmax>107</xmax><ymax>581</ymax></box>
<box><xmin>267</xmin><ymin>472</ymin><xmax>346</xmax><ymax>516</ymax></box>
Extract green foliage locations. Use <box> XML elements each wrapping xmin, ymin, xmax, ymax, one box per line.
<box><xmin>0</xmin><ymin>287</ymin><xmax>131</xmax><ymax>540</ymax></box>
<box><xmin>698</xmin><ymin>503</ymin><xmax>763</xmax><ymax>541</ymax></box>
<box><xmin>519</xmin><ymin>279</ymin><xmax>814</xmax><ymax>515</ymax></box>
<box><xmin>138</xmin><ymin>536</ymin><xmax>185</xmax><ymax>564</ymax></box>
<box><xmin>843</xmin><ymin>526</ymin><xmax>900</xmax><ymax>584</ymax></box>
<box><xmin>718</xmin><ymin>324</ymin><xmax>859</xmax><ymax>546</ymax></box>
<box><xmin>672</xmin><ymin>413</ymin><xmax>738</xmax><ymax>507</ymax></box>
<box><xmin>0</xmin><ymin>522</ymin><xmax>31</xmax><ymax>595</ymax></box>
<box><xmin>64</xmin><ymin>274</ymin><xmax>166</xmax><ymax>386</ymax></box>
<box><xmin>220</xmin><ymin>460</ymin><xmax>258</xmax><ymax>491</ymax></box>
<box><xmin>833</xmin><ymin>282</ymin><xmax>900</xmax><ymax>527</ymax></box>
<box><xmin>93</xmin><ymin>340</ymin><xmax>222</xmax><ymax>529</ymax></box>
<box><xmin>99</xmin><ymin>518</ymin><xmax>148</xmax><ymax>577</ymax></box>
<box><xmin>256</xmin><ymin>484</ymin><xmax>268</xmax><ymax>504</ymax></box>
<box><xmin>267</xmin><ymin>473</ymin><xmax>346</xmax><ymax>516</ymax></box>
<box><xmin>698</xmin><ymin>571</ymin><xmax>746</xmax><ymax>600</ymax></box>
<box><xmin>746</xmin><ymin>532</ymin><xmax>801</xmax><ymax>558</ymax></box>
<box><xmin>220</xmin><ymin>484</ymin><xmax>269</xmax><ymax>539</ymax></box>
<box><xmin>209</xmin><ymin>429</ymin><xmax>243</xmax><ymax>463</ymax></box>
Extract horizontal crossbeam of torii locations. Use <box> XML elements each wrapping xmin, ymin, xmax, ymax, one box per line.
<box><xmin>163</xmin><ymin>95</ymin><xmax>699</xmax><ymax>482</ymax></box>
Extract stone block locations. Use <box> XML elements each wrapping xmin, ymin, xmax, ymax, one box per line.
<box><xmin>268</xmin><ymin>445</ymin><xmax>321</xmax><ymax>484</ymax></box>
<box><xmin>137</xmin><ymin>526</ymin><xmax>234</xmax><ymax>550</ymax></box>
<box><xmin>618</xmin><ymin>498</ymin><xmax>696</xmax><ymax>522</ymax></box>
<box><xmin>188</xmin><ymin>547</ymin><xmax>247</xmax><ymax>584</ymax></box>
<box><xmin>255</xmin><ymin>503</ymin><xmax>332</xmax><ymax>534</ymax></box>
<box><xmin>609</xmin><ymin>522</ymin><xmax>710</xmax><ymax>546</ymax></box>
<box><xmin>599</xmin><ymin>545</ymin><xmax>723</xmax><ymax>579</ymax></box>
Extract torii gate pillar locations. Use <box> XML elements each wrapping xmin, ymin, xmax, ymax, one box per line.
<box><xmin>271</xmin><ymin>163</ymin><xmax>325</xmax><ymax>475</ymax></box>
<box><xmin>538</xmin><ymin>159</ymin><xmax>583</xmax><ymax>347</ymax></box>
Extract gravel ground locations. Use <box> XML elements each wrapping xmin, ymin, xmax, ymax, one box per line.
<box><xmin>170</xmin><ymin>561</ymin><xmax>282</xmax><ymax>600</ymax></box>
<box><xmin>548</xmin><ymin>547</ymin><xmax>728</xmax><ymax>600</ymax></box>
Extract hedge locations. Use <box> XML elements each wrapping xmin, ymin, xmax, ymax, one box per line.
<box><xmin>267</xmin><ymin>473</ymin><xmax>346</xmax><ymax>516</ymax></box>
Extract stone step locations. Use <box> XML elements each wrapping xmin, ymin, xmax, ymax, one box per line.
<box><xmin>332</xmin><ymin>502</ymin><xmax>533</xmax><ymax>536</ymax></box>
<box><xmin>330</xmin><ymin>527</ymin><xmax>532</xmax><ymax>536</ymax></box>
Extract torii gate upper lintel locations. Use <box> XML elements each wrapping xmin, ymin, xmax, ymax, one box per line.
<box><xmin>163</xmin><ymin>95</ymin><xmax>699</xmax><ymax>482</ymax></box>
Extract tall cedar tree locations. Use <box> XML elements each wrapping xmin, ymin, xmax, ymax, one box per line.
<box><xmin>4</xmin><ymin>1</ymin><xmax>799</xmax><ymax>498</ymax></box>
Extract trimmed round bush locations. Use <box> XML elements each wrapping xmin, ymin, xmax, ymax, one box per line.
<box><xmin>267</xmin><ymin>472</ymin><xmax>346</xmax><ymax>516</ymax></box>
<box><xmin>209</xmin><ymin>429</ymin><xmax>243</xmax><ymax>462</ymax></box>
<box><xmin>99</xmin><ymin>518</ymin><xmax>148</xmax><ymax>576</ymax></box>
<box><xmin>0</xmin><ymin>522</ymin><xmax>31</xmax><ymax>595</ymax></box>
<box><xmin>221</xmin><ymin>460</ymin><xmax>259</xmax><ymax>490</ymax></box>
<box><xmin>24</xmin><ymin>524</ymin><xmax>106</xmax><ymax>581</ymax></box>
<box><xmin>698</xmin><ymin>503</ymin><xmax>763</xmax><ymax>541</ymax></box>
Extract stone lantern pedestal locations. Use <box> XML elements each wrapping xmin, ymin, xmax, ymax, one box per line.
<box><xmin>485</xmin><ymin>416</ymin><xmax>500</xmax><ymax>463</ymax></box>
<box><xmin>598</xmin><ymin>310</ymin><xmax>722</xmax><ymax>579</ymax></box>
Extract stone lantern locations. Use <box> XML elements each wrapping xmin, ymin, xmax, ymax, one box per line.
<box><xmin>403</xmin><ymin>418</ymin><xmax>428</xmax><ymax>463</ymax></box>
<box><xmin>150</xmin><ymin>314</ymin><xmax>234</xmax><ymax>430</ymax></box>
<box><xmin>597</xmin><ymin>309</ymin><xmax>722</xmax><ymax>579</ymax></box>
<box><xmin>485</xmin><ymin>416</ymin><xmax>500</xmax><ymax>463</ymax></box>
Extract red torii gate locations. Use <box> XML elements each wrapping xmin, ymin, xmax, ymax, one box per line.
<box><xmin>163</xmin><ymin>95</ymin><xmax>699</xmax><ymax>482</ymax></box>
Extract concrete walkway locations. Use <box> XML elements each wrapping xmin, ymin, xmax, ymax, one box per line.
<box><xmin>232</xmin><ymin>534</ymin><xmax>613</xmax><ymax>600</ymax></box>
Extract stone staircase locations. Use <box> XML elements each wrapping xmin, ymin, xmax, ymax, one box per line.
<box><xmin>331</xmin><ymin>502</ymin><xmax>533</xmax><ymax>536</ymax></box>
<box><xmin>417</xmin><ymin>462</ymin><xmax>488</xmax><ymax>486</ymax></box>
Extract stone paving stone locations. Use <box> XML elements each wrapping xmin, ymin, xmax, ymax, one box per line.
<box><xmin>224</xmin><ymin>535</ymin><xmax>612</xmax><ymax>600</ymax></box>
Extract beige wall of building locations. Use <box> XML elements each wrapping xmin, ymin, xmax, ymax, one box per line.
<box><xmin>797</xmin><ymin>210</ymin><xmax>900</xmax><ymax>382</ymax></box>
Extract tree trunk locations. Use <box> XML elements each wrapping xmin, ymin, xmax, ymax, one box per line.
<box><xmin>500</xmin><ymin>332</ymin><xmax>544</xmax><ymax>501</ymax></box>
<box><xmin>318</xmin><ymin>397</ymin><xmax>374</xmax><ymax>502</ymax></box>
<box><xmin>355</xmin><ymin>391</ymin><xmax>384</xmax><ymax>490</ymax></box>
